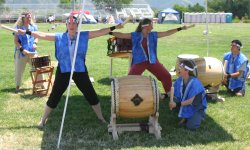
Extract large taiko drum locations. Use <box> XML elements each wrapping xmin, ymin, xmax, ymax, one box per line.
<box><xmin>31</xmin><ymin>55</ymin><xmax>51</xmax><ymax>69</ymax></box>
<box><xmin>193</xmin><ymin>57</ymin><xmax>224</xmax><ymax>87</ymax></box>
<box><xmin>107</xmin><ymin>37</ymin><xmax>132</xmax><ymax>57</ymax></box>
<box><xmin>111</xmin><ymin>75</ymin><xmax>159</xmax><ymax>118</ymax></box>
<box><xmin>176</xmin><ymin>54</ymin><xmax>224</xmax><ymax>87</ymax></box>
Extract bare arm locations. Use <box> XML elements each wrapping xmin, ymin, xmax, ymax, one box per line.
<box><xmin>158</xmin><ymin>24</ymin><xmax>195</xmax><ymax>38</ymax></box>
<box><xmin>17</xmin><ymin>29</ymin><xmax>55</xmax><ymax>41</ymax></box>
<box><xmin>111</xmin><ymin>32</ymin><xmax>131</xmax><ymax>39</ymax></box>
<box><xmin>89</xmin><ymin>24</ymin><xmax>123</xmax><ymax>39</ymax></box>
<box><xmin>169</xmin><ymin>96</ymin><xmax>195</xmax><ymax>110</ymax></box>
<box><xmin>31</xmin><ymin>31</ymin><xmax>55</xmax><ymax>41</ymax></box>
<box><xmin>181</xmin><ymin>96</ymin><xmax>195</xmax><ymax>106</ymax></box>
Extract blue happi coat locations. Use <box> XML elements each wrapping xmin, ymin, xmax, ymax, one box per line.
<box><xmin>224</xmin><ymin>52</ymin><xmax>249</xmax><ymax>90</ymax></box>
<box><xmin>55</xmin><ymin>31</ymin><xmax>89</xmax><ymax>73</ymax></box>
<box><xmin>174</xmin><ymin>76</ymin><xmax>207</xmax><ymax>118</ymax></box>
<box><xmin>131</xmin><ymin>32</ymin><xmax>158</xmax><ymax>64</ymax></box>
<box><xmin>15</xmin><ymin>24</ymin><xmax>38</xmax><ymax>57</ymax></box>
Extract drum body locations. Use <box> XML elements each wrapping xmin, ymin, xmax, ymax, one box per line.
<box><xmin>176</xmin><ymin>54</ymin><xmax>224</xmax><ymax>87</ymax></box>
<box><xmin>111</xmin><ymin>75</ymin><xmax>159</xmax><ymax>118</ymax></box>
<box><xmin>31</xmin><ymin>55</ymin><xmax>51</xmax><ymax>69</ymax></box>
<box><xmin>194</xmin><ymin>57</ymin><xmax>224</xmax><ymax>87</ymax></box>
<box><xmin>107</xmin><ymin>37</ymin><xmax>132</xmax><ymax>56</ymax></box>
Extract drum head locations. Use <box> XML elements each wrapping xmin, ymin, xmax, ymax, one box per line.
<box><xmin>177</xmin><ymin>54</ymin><xmax>199</xmax><ymax>59</ymax></box>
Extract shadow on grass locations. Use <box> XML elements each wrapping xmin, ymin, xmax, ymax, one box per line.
<box><xmin>39</xmin><ymin>95</ymin><xmax>234</xmax><ymax>149</ymax></box>
<box><xmin>97</xmin><ymin>77</ymin><xmax>112</xmax><ymax>86</ymax></box>
<box><xmin>0</xmin><ymin>87</ymin><xmax>30</xmax><ymax>94</ymax></box>
<box><xmin>0</xmin><ymin>87</ymin><xmax>48</xmax><ymax>100</ymax></box>
<box><xmin>0</xmin><ymin>125</ymin><xmax>39</xmax><ymax>130</ymax></box>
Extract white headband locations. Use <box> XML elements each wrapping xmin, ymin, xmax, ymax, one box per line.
<box><xmin>236</xmin><ymin>44</ymin><xmax>243</xmax><ymax>48</ymax></box>
<box><xmin>141</xmin><ymin>24</ymin><xmax>149</xmax><ymax>27</ymax></box>
<box><xmin>179</xmin><ymin>63</ymin><xmax>196</xmax><ymax>71</ymax></box>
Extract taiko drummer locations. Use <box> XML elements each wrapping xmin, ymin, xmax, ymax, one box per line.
<box><xmin>169</xmin><ymin>60</ymin><xmax>207</xmax><ymax>130</ymax></box>
<box><xmin>17</xmin><ymin>13</ymin><xmax>123</xmax><ymax>128</ymax></box>
<box><xmin>109</xmin><ymin>18</ymin><xmax>193</xmax><ymax>100</ymax></box>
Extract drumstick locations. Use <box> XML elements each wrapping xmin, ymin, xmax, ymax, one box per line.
<box><xmin>169</xmin><ymin>86</ymin><xmax>174</xmax><ymax>110</ymax></box>
<box><xmin>185</xmin><ymin>24</ymin><xmax>195</xmax><ymax>29</ymax></box>
<box><xmin>121</xmin><ymin>15</ymin><xmax>132</xmax><ymax>26</ymax></box>
<box><xmin>222</xmin><ymin>60</ymin><xmax>228</xmax><ymax>84</ymax></box>
<box><xmin>0</xmin><ymin>24</ymin><xmax>17</xmax><ymax>33</ymax></box>
<box><xmin>223</xmin><ymin>60</ymin><xmax>228</xmax><ymax>73</ymax></box>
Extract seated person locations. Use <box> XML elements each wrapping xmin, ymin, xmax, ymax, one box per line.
<box><xmin>222</xmin><ymin>40</ymin><xmax>249</xmax><ymax>96</ymax></box>
<box><xmin>169</xmin><ymin>60</ymin><xmax>207</xmax><ymax>130</ymax></box>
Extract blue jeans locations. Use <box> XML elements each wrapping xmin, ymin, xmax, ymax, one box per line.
<box><xmin>186</xmin><ymin>110</ymin><xmax>204</xmax><ymax>130</ymax></box>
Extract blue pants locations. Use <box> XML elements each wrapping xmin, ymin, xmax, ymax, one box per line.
<box><xmin>186</xmin><ymin>110</ymin><xmax>204</xmax><ymax>130</ymax></box>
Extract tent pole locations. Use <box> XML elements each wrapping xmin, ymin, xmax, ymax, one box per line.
<box><xmin>56</xmin><ymin>0</ymin><xmax>85</xmax><ymax>149</ymax></box>
<box><xmin>205</xmin><ymin>0</ymin><xmax>210</xmax><ymax>56</ymax></box>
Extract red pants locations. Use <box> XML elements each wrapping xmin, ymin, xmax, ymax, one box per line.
<box><xmin>128</xmin><ymin>60</ymin><xmax>172</xmax><ymax>93</ymax></box>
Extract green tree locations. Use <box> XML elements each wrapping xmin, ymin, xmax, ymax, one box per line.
<box><xmin>187</xmin><ymin>3</ymin><xmax>205</xmax><ymax>12</ymax></box>
<box><xmin>208</xmin><ymin>0</ymin><xmax>250</xmax><ymax>19</ymax></box>
<box><xmin>0</xmin><ymin>0</ymin><xmax>5</xmax><ymax>6</ymax></box>
<box><xmin>173</xmin><ymin>4</ymin><xmax>188</xmax><ymax>22</ymax></box>
<box><xmin>92</xmin><ymin>0</ymin><xmax>132</xmax><ymax>9</ymax></box>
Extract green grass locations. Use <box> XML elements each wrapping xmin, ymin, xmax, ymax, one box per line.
<box><xmin>0</xmin><ymin>23</ymin><xmax>250</xmax><ymax>149</ymax></box>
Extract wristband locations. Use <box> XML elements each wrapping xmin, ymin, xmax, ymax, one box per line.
<box><xmin>227</xmin><ymin>74</ymin><xmax>231</xmax><ymax>79</ymax></box>
<box><xmin>34</xmin><ymin>42</ymin><xmax>38</xmax><ymax>45</ymax></box>
<box><xmin>177</xmin><ymin>27</ymin><xmax>182</xmax><ymax>31</ymax></box>
<box><xmin>176</xmin><ymin>102</ymin><xmax>181</xmax><ymax>107</ymax></box>
<box><xmin>19</xmin><ymin>47</ymin><xmax>24</xmax><ymax>52</ymax></box>
<box><xmin>109</xmin><ymin>32</ymin><xmax>113</xmax><ymax>35</ymax></box>
<box><xmin>26</xmin><ymin>30</ymin><xmax>32</xmax><ymax>35</ymax></box>
<box><xmin>110</xmin><ymin>26</ymin><xmax>116</xmax><ymax>31</ymax></box>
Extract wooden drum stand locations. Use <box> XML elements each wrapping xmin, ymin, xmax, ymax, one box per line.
<box><xmin>108</xmin><ymin>75</ymin><xmax>162</xmax><ymax>140</ymax></box>
<box><xmin>30</xmin><ymin>55</ymin><xmax>54</xmax><ymax>96</ymax></box>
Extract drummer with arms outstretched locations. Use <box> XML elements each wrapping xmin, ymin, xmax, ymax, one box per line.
<box><xmin>109</xmin><ymin>18</ymin><xmax>194</xmax><ymax>99</ymax></box>
<box><xmin>17</xmin><ymin>14</ymin><xmax>123</xmax><ymax>128</ymax></box>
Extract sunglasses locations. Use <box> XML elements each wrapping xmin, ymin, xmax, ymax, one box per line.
<box><xmin>66</xmin><ymin>16</ymin><xmax>79</xmax><ymax>24</ymax></box>
<box><xmin>22</xmin><ymin>14</ymin><xmax>32</xmax><ymax>18</ymax></box>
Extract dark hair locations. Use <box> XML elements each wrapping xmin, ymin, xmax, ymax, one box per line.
<box><xmin>180</xmin><ymin>60</ymin><xmax>197</xmax><ymax>77</ymax></box>
<box><xmin>135</xmin><ymin>18</ymin><xmax>152</xmax><ymax>32</ymax></box>
<box><xmin>231</xmin><ymin>39</ymin><xmax>242</xmax><ymax>49</ymax></box>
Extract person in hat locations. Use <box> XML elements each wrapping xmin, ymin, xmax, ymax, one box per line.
<box><xmin>169</xmin><ymin>60</ymin><xmax>207</xmax><ymax>130</ymax></box>
<box><xmin>109</xmin><ymin>18</ymin><xmax>193</xmax><ymax>100</ymax></box>
<box><xmin>222</xmin><ymin>39</ymin><xmax>249</xmax><ymax>96</ymax></box>
<box><xmin>18</xmin><ymin>14</ymin><xmax>123</xmax><ymax>128</ymax></box>
<box><xmin>13</xmin><ymin>10</ymin><xmax>42</xmax><ymax>93</ymax></box>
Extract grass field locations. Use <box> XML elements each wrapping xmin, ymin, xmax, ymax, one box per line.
<box><xmin>0</xmin><ymin>23</ymin><xmax>250</xmax><ymax>150</ymax></box>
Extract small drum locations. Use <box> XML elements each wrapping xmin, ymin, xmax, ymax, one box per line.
<box><xmin>107</xmin><ymin>37</ymin><xmax>132</xmax><ymax>57</ymax></box>
<box><xmin>31</xmin><ymin>55</ymin><xmax>51</xmax><ymax>69</ymax></box>
<box><xmin>176</xmin><ymin>54</ymin><xmax>224</xmax><ymax>87</ymax></box>
<box><xmin>111</xmin><ymin>75</ymin><xmax>159</xmax><ymax>118</ymax></box>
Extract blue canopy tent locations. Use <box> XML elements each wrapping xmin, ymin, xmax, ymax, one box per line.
<box><xmin>158</xmin><ymin>8</ymin><xmax>180</xmax><ymax>24</ymax></box>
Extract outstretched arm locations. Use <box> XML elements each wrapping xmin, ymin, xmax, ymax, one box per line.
<box><xmin>17</xmin><ymin>29</ymin><xmax>55</xmax><ymax>41</ymax></box>
<box><xmin>110</xmin><ymin>32</ymin><xmax>131</xmax><ymax>39</ymax></box>
<box><xmin>89</xmin><ymin>24</ymin><xmax>123</xmax><ymax>39</ymax></box>
<box><xmin>158</xmin><ymin>24</ymin><xmax>195</xmax><ymax>38</ymax></box>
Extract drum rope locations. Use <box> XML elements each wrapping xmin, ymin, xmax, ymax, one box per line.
<box><xmin>151</xmin><ymin>76</ymin><xmax>159</xmax><ymax>116</ymax></box>
<box><xmin>111</xmin><ymin>78</ymin><xmax>117</xmax><ymax>114</ymax></box>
